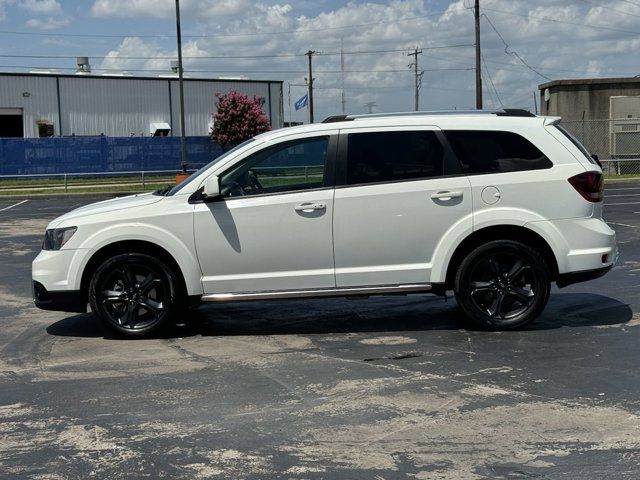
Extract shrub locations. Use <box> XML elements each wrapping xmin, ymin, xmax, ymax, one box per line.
<box><xmin>210</xmin><ymin>91</ymin><xmax>271</xmax><ymax>147</ymax></box>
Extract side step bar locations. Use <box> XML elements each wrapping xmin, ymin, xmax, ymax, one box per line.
<box><xmin>202</xmin><ymin>284</ymin><xmax>432</xmax><ymax>303</ymax></box>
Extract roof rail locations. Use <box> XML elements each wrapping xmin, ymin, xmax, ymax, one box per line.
<box><xmin>495</xmin><ymin>109</ymin><xmax>536</xmax><ymax>117</ymax></box>
<box><xmin>321</xmin><ymin>115</ymin><xmax>351</xmax><ymax>123</ymax></box>
<box><xmin>321</xmin><ymin>109</ymin><xmax>536</xmax><ymax>123</ymax></box>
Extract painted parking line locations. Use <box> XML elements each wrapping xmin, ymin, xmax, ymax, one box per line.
<box><xmin>608</xmin><ymin>222</ymin><xmax>637</xmax><ymax>228</ymax></box>
<box><xmin>606</xmin><ymin>187</ymin><xmax>640</xmax><ymax>191</ymax></box>
<box><xmin>0</xmin><ymin>199</ymin><xmax>28</xmax><ymax>212</ymax></box>
<box><xmin>605</xmin><ymin>194</ymin><xmax>640</xmax><ymax>197</ymax></box>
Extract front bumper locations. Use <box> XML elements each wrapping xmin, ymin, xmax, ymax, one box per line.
<box><xmin>33</xmin><ymin>281</ymin><xmax>87</xmax><ymax>313</ymax></box>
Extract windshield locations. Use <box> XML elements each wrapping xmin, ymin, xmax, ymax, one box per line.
<box><xmin>162</xmin><ymin>138</ymin><xmax>256</xmax><ymax>196</ymax></box>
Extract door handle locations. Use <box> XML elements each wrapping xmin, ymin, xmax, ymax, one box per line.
<box><xmin>294</xmin><ymin>202</ymin><xmax>326</xmax><ymax>212</ymax></box>
<box><xmin>431</xmin><ymin>191</ymin><xmax>463</xmax><ymax>200</ymax></box>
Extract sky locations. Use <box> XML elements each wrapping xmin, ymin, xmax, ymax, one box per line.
<box><xmin>0</xmin><ymin>0</ymin><xmax>640</xmax><ymax>123</ymax></box>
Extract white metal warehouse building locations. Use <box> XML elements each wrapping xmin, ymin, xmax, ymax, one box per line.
<box><xmin>0</xmin><ymin>72</ymin><xmax>284</xmax><ymax>138</ymax></box>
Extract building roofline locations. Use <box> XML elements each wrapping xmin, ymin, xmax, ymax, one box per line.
<box><xmin>0</xmin><ymin>71</ymin><xmax>283</xmax><ymax>85</ymax></box>
<box><xmin>539</xmin><ymin>77</ymin><xmax>640</xmax><ymax>90</ymax></box>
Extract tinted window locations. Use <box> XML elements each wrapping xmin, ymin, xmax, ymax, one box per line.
<box><xmin>346</xmin><ymin>131</ymin><xmax>443</xmax><ymax>185</ymax></box>
<box><xmin>221</xmin><ymin>136</ymin><xmax>329</xmax><ymax>197</ymax></box>
<box><xmin>554</xmin><ymin>125</ymin><xmax>598</xmax><ymax>165</ymax></box>
<box><xmin>445</xmin><ymin>130</ymin><xmax>552</xmax><ymax>174</ymax></box>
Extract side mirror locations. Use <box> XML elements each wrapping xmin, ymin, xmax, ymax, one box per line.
<box><xmin>202</xmin><ymin>175</ymin><xmax>220</xmax><ymax>200</ymax></box>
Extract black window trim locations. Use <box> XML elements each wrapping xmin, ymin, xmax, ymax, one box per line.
<box><xmin>334</xmin><ymin>129</ymin><xmax>457</xmax><ymax>188</ymax></box>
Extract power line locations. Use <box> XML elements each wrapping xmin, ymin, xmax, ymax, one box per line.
<box><xmin>618</xmin><ymin>0</ymin><xmax>640</xmax><ymax>7</ymax></box>
<box><xmin>480</xmin><ymin>53</ymin><xmax>503</xmax><ymax>108</ymax></box>
<box><xmin>482</xmin><ymin>5</ymin><xmax>640</xmax><ymax>37</ymax></box>
<box><xmin>0</xmin><ymin>10</ymin><xmax>457</xmax><ymax>39</ymax></box>
<box><xmin>318</xmin><ymin>44</ymin><xmax>473</xmax><ymax>56</ymax></box>
<box><xmin>0</xmin><ymin>45</ymin><xmax>472</xmax><ymax>61</ymax></box>
<box><xmin>577</xmin><ymin>0</ymin><xmax>640</xmax><ymax>18</ymax></box>
<box><xmin>0</xmin><ymin>65</ymin><xmax>475</xmax><ymax>75</ymax></box>
<box><xmin>428</xmin><ymin>49</ymin><xmax>640</xmax><ymax>77</ymax></box>
<box><xmin>482</xmin><ymin>14</ymin><xmax>551</xmax><ymax>81</ymax></box>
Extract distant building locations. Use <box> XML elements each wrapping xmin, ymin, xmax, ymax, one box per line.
<box><xmin>539</xmin><ymin>77</ymin><xmax>640</xmax><ymax>120</ymax></box>
<box><xmin>539</xmin><ymin>77</ymin><xmax>640</xmax><ymax>158</ymax></box>
<box><xmin>0</xmin><ymin>72</ymin><xmax>284</xmax><ymax>138</ymax></box>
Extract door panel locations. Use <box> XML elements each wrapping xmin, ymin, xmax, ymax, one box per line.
<box><xmin>333</xmin><ymin>177</ymin><xmax>472</xmax><ymax>286</ymax></box>
<box><xmin>194</xmin><ymin>132</ymin><xmax>337</xmax><ymax>294</ymax></box>
<box><xmin>194</xmin><ymin>190</ymin><xmax>335</xmax><ymax>293</ymax></box>
<box><xmin>332</xmin><ymin>127</ymin><xmax>472</xmax><ymax>287</ymax></box>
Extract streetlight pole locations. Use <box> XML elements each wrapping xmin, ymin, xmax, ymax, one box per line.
<box><xmin>175</xmin><ymin>0</ymin><xmax>188</xmax><ymax>173</ymax></box>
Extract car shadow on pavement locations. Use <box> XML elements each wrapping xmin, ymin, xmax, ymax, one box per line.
<box><xmin>45</xmin><ymin>292</ymin><xmax>633</xmax><ymax>340</ymax></box>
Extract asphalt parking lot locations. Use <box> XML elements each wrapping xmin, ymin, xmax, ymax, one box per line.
<box><xmin>1</xmin><ymin>181</ymin><xmax>640</xmax><ymax>480</ymax></box>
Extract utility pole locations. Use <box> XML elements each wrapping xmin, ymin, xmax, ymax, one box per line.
<box><xmin>306</xmin><ymin>50</ymin><xmax>315</xmax><ymax>123</ymax></box>
<box><xmin>407</xmin><ymin>48</ymin><xmax>423</xmax><ymax>111</ymax></box>
<box><xmin>474</xmin><ymin>0</ymin><xmax>483</xmax><ymax>110</ymax></box>
<box><xmin>363</xmin><ymin>102</ymin><xmax>376</xmax><ymax>114</ymax></box>
<box><xmin>288</xmin><ymin>82</ymin><xmax>292</xmax><ymax>126</ymax></box>
<box><xmin>175</xmin><ymin>0</ymin><xmax>187</xmax><ymax>173</ymax></box>
<box><xmin>340</xmin><ymin>39</ymin><xmax>346</xmax><ymax>114</ymax></box>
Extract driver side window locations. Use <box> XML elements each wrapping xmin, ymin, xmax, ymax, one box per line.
<box><xmin>220</xmin><ymin>136</ymin><xmax>330</xmax><ymax>198</ymax></box>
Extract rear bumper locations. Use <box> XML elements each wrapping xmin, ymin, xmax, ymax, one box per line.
<box><xmin>33</xmin><ymin>281</ymin><xmax>86</xmax><ymax>313</ymax></box>
<box><xmin>556</xmin><ymin>264</ymin><xmax>613</xmax><ymax>288</ymax></box>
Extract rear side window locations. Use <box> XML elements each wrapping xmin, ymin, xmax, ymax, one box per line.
<box><xmin>554</xmin><ymin>125</ymin><xmax>598</xmax><ymax>165</ymax></box>
<box><xmin>346</xmin><ymin>131</ymin><xmax>443</xmax><ymax>185</ymax></box>
<box><xmin>445</xmin><ymin>130</ymin><xmax>552</xmax><ymax>174</ymax></box>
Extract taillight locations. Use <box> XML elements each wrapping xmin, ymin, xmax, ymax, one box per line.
<box><xmin>568</xmin><ymin>171</ymin><xmax>603</xmax><ymax>202</ymax></box>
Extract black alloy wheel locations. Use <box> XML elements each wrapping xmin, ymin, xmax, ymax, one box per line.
<box><xmin>454</xmin><ymin>240</ymin><xmax>550</xmax><ymax>329</ymax></box>
<box><xmin>89</xmin><ymin>253</ymin><xmax>180</xmax><ymax>336</ymax></box>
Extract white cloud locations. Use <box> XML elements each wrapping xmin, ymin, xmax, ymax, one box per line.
<box><xmin>18</xmin><ymin>0</ymin><xmax>62</xmax><ymax>16</ymax></box>
<box><xmin>90</xmin><ymin>0</ymin><xmax>252</xmax><ymax>20</ymax></box>
<box><xmin>101</xmin><ymin>37</ymin><xmax>174</xmax><ymax>73</ymax></box>
<box><xmin>25</xmin><ymin>15</ymin><xmax>70</xmax><ymax>30</ymax></box>
<box><xmin>16</xmin><ymin>0</ymin><xmax>71</xmax><ymax>30</ymax></box>
<box><xmin>94</xmin><ymin>0</ymin><xmax>640</xmax><ymax>120</ymax></box>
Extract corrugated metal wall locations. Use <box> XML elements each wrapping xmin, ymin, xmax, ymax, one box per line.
<box><xmin>0</xmin><ymin>74</ymin><xmax>284</xmax><ymax>138</ymax></box>
<box><xmin>59</xmin><ymin>76</ymin><xmax>170</xmax><ymax>137</ymax></box>
<box><xmin>0</xmin><ymin>75</ymin><xmax>60</xmax><ymax>137</ymax></box>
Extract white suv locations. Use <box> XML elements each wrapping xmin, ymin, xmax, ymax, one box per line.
<box><xmin>33</xmin><ymin>109</ymin><xmax>617</xmax><ymax>336</ymax></box>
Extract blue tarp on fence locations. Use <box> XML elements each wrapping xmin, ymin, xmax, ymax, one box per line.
<box><xmin>0</xmin><ymin>136</ymin><xmax>223</xmax><ymax>175</ymax></box>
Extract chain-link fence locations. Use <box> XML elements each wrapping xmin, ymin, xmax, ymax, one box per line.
<box><xmin>560</xmin><ymin>119</ymin><xmax>640</xmax><ymax>176</ymax></box>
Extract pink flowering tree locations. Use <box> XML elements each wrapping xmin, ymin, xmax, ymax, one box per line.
<box><xmin>210</xmin><ymin>91</ymin><xmax>271</xmax><ymax>148</ymax></box>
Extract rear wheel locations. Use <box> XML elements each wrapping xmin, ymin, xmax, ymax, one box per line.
<box><xmin>454</xmin><ymin>240</ymin><xmax>550</xmax><ymax>330</ymax></box>
<box><xmin>89</xmin><ymin>253</ymin><xmax>181</xmax><ymax>337</ymax></box>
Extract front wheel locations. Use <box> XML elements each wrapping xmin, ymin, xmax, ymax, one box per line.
<box><xmin>89</xmin><ymin>253</ymin><xmax>181</xmax><ymax>337</ymax></box>
<box><xmin>454</xmin><ymin>240</ymin><xmax>551</xmax><ymax>330</ymax></box>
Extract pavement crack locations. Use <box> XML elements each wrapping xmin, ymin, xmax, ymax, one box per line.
<box><xmin>363</xmin><ymin>352</ymin><xmax>423</xmax><ymax>362</ymax></box>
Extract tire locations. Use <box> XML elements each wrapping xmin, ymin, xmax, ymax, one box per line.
<box><xmin>454</xmin><ymin>240</ymin><xmax>551</xmax><ymax>330</ymax></box>
<box><xmin>89</xmin><ymin>252</ymin><xmax>182</xmax><ymax>337</ymax></box>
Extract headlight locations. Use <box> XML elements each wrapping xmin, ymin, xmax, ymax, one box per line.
<box><xmin>43</xmin><ymin>227</ymin><xmax>77</xmax><ymax>250</ymax></box>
